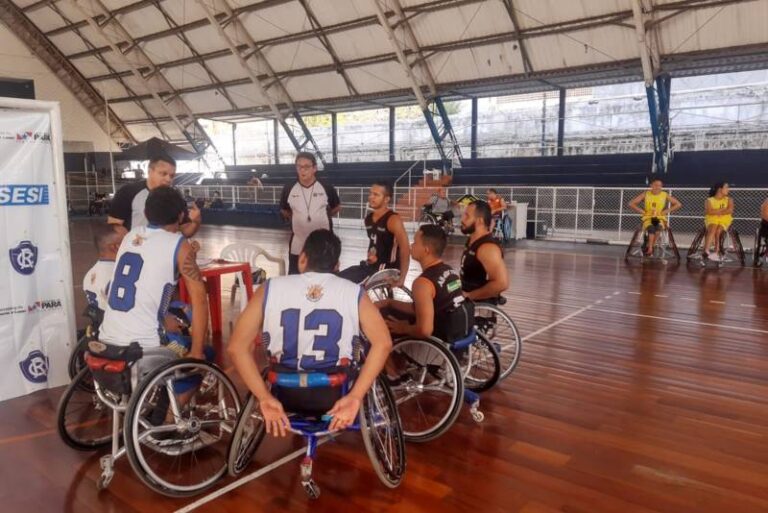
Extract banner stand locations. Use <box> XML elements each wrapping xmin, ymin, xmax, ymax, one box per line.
<box><xmin>0</xmin><ymin>98</ymin><xmax>76</xmax><ymax>401</ymax></box>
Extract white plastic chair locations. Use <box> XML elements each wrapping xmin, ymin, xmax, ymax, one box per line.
<box><xmin>220</xmin><ymin>243</ymin><xmax>286</xmax><ymax>311</ymax></box>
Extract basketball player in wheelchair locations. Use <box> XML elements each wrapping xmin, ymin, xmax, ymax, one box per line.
<box><xmin>226</xmin><ymin>229</ymin><xmax>404</xmax><ymax>497</ymax></box>
<box><xmin>57</xmin><ymin>187</ymin><xmax>241</xmax><ymax>496</ymax></box>
<box><xmin>754</xmin><ymin>196</ymin><xmax>768</xmax><ymax>268</ymax></box>
<box><xmin>626</xmin><ymin>177</ymin><xmax>682</xmax><ymax>262</ymax></box>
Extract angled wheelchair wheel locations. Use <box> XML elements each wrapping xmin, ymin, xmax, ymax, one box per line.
<box><xmin>227</xmin><ymin>392</ymin><xmax>267</xmax><ymax>477</ymax></box>
<box><xmin>624</xmin><ymin>227</ymin><xmax>644</xmax><ymax>263</ymax></box>
<box><xmin>419</xmin><ymin>212</ymin><xmax>437</xmax><ymax>226</ymax></box>
<box><xmin>686</xmin><ymin>227</ymin><xmax>706</xmax><ymax>264</ymax></box>
<box><xmin>124</xmin><ymin>359</ymin><xmax>241</xmax><ymax>497</ymax></box>
<box><xmin>460</xmin><ymin>334</ymin><xmax>501</xmax><ymax>393</ymax></box>
<box><xmin>666</xmin><ymin>228</ymin><xmax>681</xmax><ymax>264</ymax></box>
<box><xmin>366</xmin><ymin>283</ymin><xmax>413</xmax><ymax>304</ymax></box>
<box><xmin>57</xmin><ymin>367</ymin><xmax>113</xmax><ymax>451</ymax></box>
<box><xmin>473</xmin><ymin>303</ymin><xmax>522</xmax><ymax>380</ymax></box>
<box><xmin>360</xmin><ymin>376</ymin><xmax>406</xmax><ymax>488</ymax></box>
<box><xmin>388</xmin><ymin>338</ymin><xmax>463</xmax><ymax>443</ymax></box>
<box><xmin>754</xmin><ymin>228</ymin><xmax>768</xmax><ymax>267</ymax></box>
<box><xmin>67</xmin><ymin>335</ymin><xmax>90</xmax><ymax>380</ymax></box>
<box><xmin>727</xmin><ymin>228</ymin><xmax>746</xmax><ymax>266</ymax></box>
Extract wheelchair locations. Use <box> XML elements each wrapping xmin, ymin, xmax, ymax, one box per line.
<box><xmin>419</xmin><ymin>204</ymin><xmax>455</xmax><ymax>235</ymax></box>
<box><xmin>625</xmin><ymin>222</ymin><xmax>681</xmax><ymax>265</ymax></box>
<box><xmin>686</xmin><ymin>225</ymin><xmax>745</xmax><ymax>267</ymax></box>
<box><xmin>365</xmin><ymin>269</ymin><xmax>521</xmax><ymax>382</ymax></box>
<box><xmin>491</xmin><ymin>211</ymin><xmax>513</xmax><ymax>244</ymax></box>
<box><xmin>226</xmin><ymin>342</ymin><xmax>406</xmax><ymax>499</ymax></box>
<box><xmin>57</xmin><ymin>340</ymin><xmax>241</xmax><ymax>496</ymax></box>
<box><xmin>754</xmin><ymin>225</ymin><xmax>768</xmax><ymax>268</ymax></box>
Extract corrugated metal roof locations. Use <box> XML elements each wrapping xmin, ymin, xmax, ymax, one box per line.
<box><xmin>3</xmin><ymin>0</ymin><xmax>766</xmax><ymax>149</ymax></box>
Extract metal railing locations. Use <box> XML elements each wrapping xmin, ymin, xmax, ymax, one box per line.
<box><xmin>66</xmin><ymin>182</ymin><xmax>767</xmax><ymax>248</ymax></box>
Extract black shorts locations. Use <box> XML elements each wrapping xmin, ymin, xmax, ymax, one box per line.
<box><xmin>337</xmin><ymin>262</ymin><xmax>377</xmax><ymax>284</ymax></box>
<box><xmin>288</xmin><ymin>253</ymin><xmax>300</xmax><ymax>275</ymax></box>
<box><xmin>272</xmin><ymin>385</ymin><xmax>343</xmax><ymax>417</ymax></box>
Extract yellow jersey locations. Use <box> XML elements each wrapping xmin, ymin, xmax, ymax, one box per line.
<box><xmin>705</xmin><ymin>196</ymin><xmax>732</xmax><ymax>228</ymax></box>
<box><xmin>642</xmin><ymin>191</ymin><xmax>668</xmax><ymax>222</ymax></box>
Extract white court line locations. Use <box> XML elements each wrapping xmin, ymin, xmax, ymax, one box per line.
<box><xmin>174</xmin><ymin>439</ymin><xmax>330</xmax><ymax>513</ymax></box>
<box><xmin>591</xmin><ymin>308</ymin><xmax>768</xmax><ymax>335</ymax></box>
<box><xmin>709</xmin><ymin>300</ymin><xmax>726</xmax><ymax>305</ymax></box>
<box><xmin>521</xmin><ymin>294</ymin><xmax>615</xmax><ymax>342</ymax></box>
<box><xmin>628</xmin><ymin>292</ymin><xmax>641</xmax><ymax>295</ymax></box>
<box><xmin>680</xmin><ymin>297</ymin><xmax>695</xmax><ymax>301</ymax></box>
<box><xmin>740</xmin><ymin>304</ymin><xmax>757</xmax><ymax>308</ymax></box>
<box><xmin>654</xmin><ymin>294</ymin><xmax>668</xmax><ymax>298</ymax></box>
<box><xmin>508</xmin><ymin>296</ymin><xmax>768</xmax><ymax>335</ymax></box>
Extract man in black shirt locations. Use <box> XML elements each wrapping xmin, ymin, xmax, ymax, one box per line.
<box><xmin>108</xmin><ymin>155</ymin><xmax>201</xmax><ymax>237</ymax></box>
<box><xmin>338</xmin><ymin>181</ymin><xmax>410</xmax><ymax>287</ymax></box>
<box><xmin>280</xmin><ymin>152</ymin><xmax>341</xmax><ymax>274</ymax></box>
<box><xmin>378</xmin><ymin>225</ymin><xmax>472</xmax><ymax>343</ymax></box>
<box><xmin>459</xmin><ymin>200</ymin><xmax>509</xmax><ymax>302</ymax></box>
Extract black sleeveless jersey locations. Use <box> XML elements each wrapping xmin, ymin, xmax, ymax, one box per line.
<box><xmin>365</xmin><ymin>210</ymin><xmax>400</xmax><ymax>269</ymax></box>
<box><xmin>420</xmin><ymin>262</ymin><xmax>472</xmax><ymax>342</ymax></box>
<box><xmin>460</xmin><ymin>234</ymin><xmax>500</xmax><ymax>293</ymax></box>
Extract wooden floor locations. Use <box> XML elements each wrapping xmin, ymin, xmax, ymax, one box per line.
<box><xmin>2</xmin><ymin>219</ymin><xmax>767</xmax><ymax>513</ymax></box>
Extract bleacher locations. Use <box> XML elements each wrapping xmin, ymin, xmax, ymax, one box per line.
<box><xmin>173</xmin><ymin>173</ymin><xmax>203</xmax><ymax>186</ymax></box>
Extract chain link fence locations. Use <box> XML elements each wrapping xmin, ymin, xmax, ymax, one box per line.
<box><xmin>66</xmin><ymin>180</ymin><xmax>767</xmax><ymax>250</ymax></box>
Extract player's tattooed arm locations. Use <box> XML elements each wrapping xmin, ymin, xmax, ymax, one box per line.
<box><xmin>181</xmin><ymin>248</ymin><xmax>203</xmax><ymax>282</ymax></box>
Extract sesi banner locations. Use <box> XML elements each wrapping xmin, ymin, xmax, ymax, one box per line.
<box><xmin>0</xmin><ymin>107</ymin><xmax>73</xmax><ymax>401</ymax></box>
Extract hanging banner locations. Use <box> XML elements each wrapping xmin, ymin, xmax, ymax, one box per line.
<box><xmin>0</xmin><ymin>101</ymin><xmax>75</xmax><ymax>401</ymax></box>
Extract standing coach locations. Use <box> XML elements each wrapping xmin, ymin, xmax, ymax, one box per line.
<box><xmin>280</xmin><ymin>152</ymin><xmax>341</xmax><ymax>274</ymax></box>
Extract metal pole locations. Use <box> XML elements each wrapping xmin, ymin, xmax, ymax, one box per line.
<box><xmin>618</xmin><ymin>189</ymin><xmax>625</xmax><ymax>240</ymax></box>
<box><xmin>557</xmin><ymin>88</ymin><xmax>566</xmax><ymax>157</ymax></box>
<box><xmin>540</xmin><ymin>94</ymin><xmax>547</xmax><ymax>156</ymax></box>
<box><xmin>471</xmin><ymin>97</ymin><xmax>478</xmax><ymax>159</ymax></box>
<box><xmin>232</xmin><ymin>123</ymin><xmax>237</xmax><ymax>165</ymax></box>
<box><xmin>331</xmin><ymin>112</ymin><xmax>338</xmax><ymax>164</ymax></box>
<box><xmin>389</xmin><ymin>106</ymin><xmax>395</xmax><ymax>162</ymax></box>
<box><xmin>105</xmin><ymin>92</ymin><xmax>116</xmax><ymax>194</ymax></box>
<box><xmin>575</xmin><ymin>188</ymin><xmax>580</xmax><ymax>237</ymax></box>
<box><xmin>273</xmin><ymin>118</ymin><xmax>280</xmax><ymax>165</ymax></box>
<box><xmin>534</xmin><ymin>188</ymin><xmax>539</xmax><ymax>238</ymax></box>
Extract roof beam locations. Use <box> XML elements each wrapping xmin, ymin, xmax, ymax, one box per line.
<box><xmin>150</xmin><ymin>0</ymin><xmax>239</xmax><ymax>111</ymax></box>
<box><xmin>501</xmin><ymin>0</ymin><xmax>534</xmax><ymax>75</ymax></box>
<box><xmin>66</xmin><ymin>0</ymin><xmax>219</xmax><ymax>157</ymax></box>
<box><xmin>295</xmin><ymin>0</ymin><xmax>359</xmax><ymax>97</ymax></box>
<box><xmin>62</xmin><ymin>0</ymin><xmax>482</xmax><ymax>60</ymax></box>
<box><xmin>45</xmin><ymin>0</ymin><xmax>171</xmax><ymax>141</ymax></box>
<box><xmin>195</xmin><ymin>0</ymin><xmax>326</xmax><ymax>164</ymax></box>
<box><xmin>118</xmin><ymin>42</ymin><xmax>768</xmax><ymax>124</ymax></box>
<box><xmin>0</xmin><ymin>0</ymin><xmax>135</xmax><ymax>145</ymax></box>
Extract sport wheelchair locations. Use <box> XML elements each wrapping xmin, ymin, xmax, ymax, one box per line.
<box><xmin>686</xmin><ymin>225</ymin><xmax>745</xmax><ymax>267</ymax></box>
<box><xmin>365</xmin><ymin>269</ymin><xmax>521</xmax><ymax>381</ymax></box>
<box><xmin>56</xmin><ymin>340</ymin><xmax>240</xmax><ymax>496</ymax></box>
<box><xmin>491</xmin><ymin>211</ymin><xmax>513</xmax><ymax>244</ymax></box>
<box><xmin>226</xmin><ymin>343</ymin><xmax>405</xmax><ymax>499</ymax></box>
<box><xmin>420</xmin><ymin>204</ymin><xmax>455</xmax><ymax>235</ymax></box>
<box><xmin>625</xmin><ymin>224</ymin><xmax>681</xmax><ymax>265</ymax></box>
<box><xmin>363</xmin><ymin>270</ymin><xmax>501</xmax><ymax>441</ymax></box>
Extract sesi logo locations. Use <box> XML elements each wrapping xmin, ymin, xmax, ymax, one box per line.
<box><xmin>0</xmin><ymin>185</ymin><xmax>49</xmax><ymax>205</ymax></box>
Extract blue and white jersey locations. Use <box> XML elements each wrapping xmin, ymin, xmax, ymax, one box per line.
<box><xmin>99</xmin><ymin>226</ymin><xmax>183</xmax><ymax>348</ymax></box>
<box><xmin>262</xmin><ymin>272</ymin><xmax>362</xmax><ymax>371</ymax></box>
<box><xmin>82</xmin><ymin>260</ymin><xmax>114</xmax><ymax>312</ymax></box>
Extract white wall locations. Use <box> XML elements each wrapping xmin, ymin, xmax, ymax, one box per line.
<box><xmin>0</xmin><ymin>25</ymin><xmax>118</xmax><ymax>152</ymax></box>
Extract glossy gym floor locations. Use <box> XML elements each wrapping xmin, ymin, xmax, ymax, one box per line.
<box><xmin>1</xmin><ymin>219</ymin><xmax>766</xmax><ymax>513</ymax></box>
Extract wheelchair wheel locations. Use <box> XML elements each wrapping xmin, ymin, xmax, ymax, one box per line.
<box><xmin>360</xmin><ymin>376</ymin><xmax>406</xmax><ymax>488</ymax></box>
<box><xmin>473</xmin><ymin>303</ymin><xmax>522</xmax><ymax>380</ymax></box>
<box><xmin>387</xmin><ymin>338</ymin><xmax>463</xmax><ymax>443</ymax></box>
<box><xmin>666</xmin><ymin>229</ymin><xmax>681</xmax><ymax>264</ymax></box>
<box><xmin>728</xmin><ymin>228</ymin><xmax>746</xmax><ymax>266</ymax></box>
<box><xmin>461</xmin><ymin>333</ymin><xmax>501</xmax><ymax>393</ymax></box>
<box><xmin>754</xmin><ymin>228</ymin><xmax>768</xmax><ymax>267</ymax></box>
<box><xmin>686</xmin><ymin>228</ymin><xmax>706</xmax><ymax>263</ymax></box>
<box><xmin>366</xmin><ymin>283</ymin><xmax>413</xmax><ymax>304</ymax></box>
<box><xmin>124</xmin><ymin>359</ymin><xmax>241</xmax><ymax>497</ymax></box>
<box><xmin>624</xmin><ymin>227</ymin><xmax>644</xmax><ymax>263</ymax></box>
<box><xmin>56</xmin><ymin>367</ymin><xmax>112</xmax><ymax>451</ymax></box>
<box><xmin>419</xmin><ymin>212</ymin><xmax>437</xmax><ymax>226</ymax></box>
<box><xmin>227</xmin><ymin>392</ymin><xmax>267</xmax><ymax>477</ymax></box>
<box><xmin>67</xmin><ymin>335</ymin><xmax>90</xmax><ymax>380</ymax></box>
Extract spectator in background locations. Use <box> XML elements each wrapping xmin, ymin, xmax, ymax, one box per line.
<box><xmin>210</xmin><ymin>191</ymin><xmax>224</xmax><ymax>209</ymax></box>
<box><xmin>280</xmin><ymin>152</ymin><xmax>341</xmax><ymax>274</ymax></box>
<box><xmin>425</xmin><ymin>188</ymin><xmax>455</xmax><ymax>226</ymax></box>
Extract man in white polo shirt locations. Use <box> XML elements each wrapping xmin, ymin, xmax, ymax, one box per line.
<box><xmin>280</xmin><ymin>152</ymin><xmax>341</xmax><ymax>274</ymax></box>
